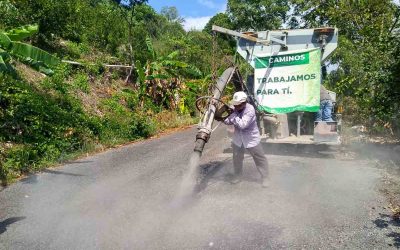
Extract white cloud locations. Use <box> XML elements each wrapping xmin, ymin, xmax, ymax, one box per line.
<box><xmin>183</xmin><ymin>16</ymin><xmax>213</xmax><ymax>31</ymax></box>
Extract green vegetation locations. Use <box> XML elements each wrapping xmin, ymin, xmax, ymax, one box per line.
<box><xmin>1</xmin><ymin>0</ymin><xmax>400</xmax><ymax>185</ymax></box>
<box><xmin>291</xmin><ymin>0</ymin><xmax>400</xmax><ymax>134</ymax></box>
<box><xmin>0</xmin><ymin>25</ymin><xmax>60</xmax><ymax>75</ymax></box>
<box><xmin>0</xmin><ymin>0</ymin><xmax>221</xmax><ymax>185</ymax></box>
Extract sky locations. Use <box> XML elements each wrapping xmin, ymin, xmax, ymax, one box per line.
<box><xmin>147</xmin><ymin>0</ymin><xmax>400</xmax><ymax>31</ymax></box>
<box><xmin>147</xmin><ymin>0</ymin><xmax>227</xmax><ymax>31</ymax></box>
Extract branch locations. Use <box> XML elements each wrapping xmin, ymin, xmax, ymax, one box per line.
<box><xmin>62</xmin><ymin>60</ymin><xmax>132</xmax><ymax>69</ymax></box>
<box><xmin>389</xmin><ymin>7</ymin><xmax>400</xmax><ymax>34</ymax></box>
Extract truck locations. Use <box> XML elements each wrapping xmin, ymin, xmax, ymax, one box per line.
<box><xmin>193</xmin><ymin>25</ymin><xmax>341</xmax><ymax>158</ymax></box>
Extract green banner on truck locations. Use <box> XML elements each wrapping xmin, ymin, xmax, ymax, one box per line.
<box><xmin>254</xmin><ymin>48</ymin><xmax>321</xmax><ymax>114</ymax></box>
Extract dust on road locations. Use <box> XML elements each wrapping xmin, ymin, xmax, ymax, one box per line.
<box><xmin>0</xmin><ymin>127</ymin><xmax>400</xmax><ymax>249</ymax></box>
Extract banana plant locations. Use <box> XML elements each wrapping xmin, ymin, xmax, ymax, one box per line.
<box><xmin>135</xmin><ymin>37</ymin><xmax>202</xmax><ymax>109</ymax></box>
<box><xmin>0</xmin><ymin>25</ymin><xmax>60</xmax><ymax>75</ymax></box>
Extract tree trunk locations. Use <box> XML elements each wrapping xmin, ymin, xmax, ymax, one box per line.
<box><xmin>125</xmin><ymin>10</ymin><xmax>136</xmax><ymax>83</ymax></box>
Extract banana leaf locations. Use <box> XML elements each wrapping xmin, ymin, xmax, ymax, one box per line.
<box><xmin>37</xmin><ymin>65</ymin><xmax>54</xmax><ymax>75</ymax></box>
<box><xmin>11</xmin><ymin>42</ymin><xmax>60</xmax><ymax>68</ymax></box>
<box><xmin>149</xmin><ymin>73</ymin><xmax>169</xmax><ymax>80</ymax></box>
<box><xmin>164</xmin><ymin>68</ymin><xmax>179</xmax><ymax>78</ymax></box>
<box><xmin>163</xmin><ymin>60</ymin><xmax>187</xmax><ymax>68</ymax></box>
<box><xmin>184</xmin><ymin>65</ymin><xmax>203</xmax><ymax>78</ymax></box>
<box><xmin>0</xmin><ymin>32</ymin><xmax>12</xmax><ymax>50</ymax></box>
<box><xmin>24</xmin><ymin>59</ymin><xmax>54</xmax><ymax>75</ymax></box>
<box><xmin>149</xmin><ymin>61</ymin><xmax>161</xmax><ymax>71</ymax></box>
<box><xmin>135</xmin><ymin>60</ymin><xmax>145</xmax><ymax>84</ymax></box>
<box><xmin>166</xmin><ymin>51</ymin><xmax>179</xmax><ymax>59</ymax></box>
<box><xmin>5</xmin><ymin>25</ymin><xmax>38</xmax><ymax>41</ymax></box>
<box><xmin>145</xmin><ymin>37</ymin><xmax>155</xmax><ymax>59</ymax></box>
<box><xmin>0</xmin><ymin>49</ymin><xmax>11</xmax><ymax>62</ymax></box>
<box><xmin>0</xmin><ymin>55</ymin><xmax>7</xmax><ymax>72</ymax></box>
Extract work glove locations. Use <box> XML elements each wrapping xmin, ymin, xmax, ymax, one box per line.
<box><xmin>214</xmin><ymin>104</ymin><xmax>233</xmax><ymax>122</ymax></box>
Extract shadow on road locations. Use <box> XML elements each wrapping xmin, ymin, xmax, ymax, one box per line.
<box><xmin>0</xmin><ymin>217</ymin><xmax>26</xmax><ymax>235</ymax></box>
<box><xmin>65</xmin><ymin>160</ymin><xmax>93</xmax><ymax>164</ymax></box>
<box><xmin>195</xmin><ymin>160</ymin><xmax>226</xmax><ymax>194</ymax></box>
<box><xmin>21</xmin><ymin>169</ymin><xmax>84</xmax><ymax>185</ymax></box>
<box><xmin>42</xmin><ymin>169</ymin><xmax>84</xmax><ymax>177</ymax></box>
<box><xmin>373</xmin><ymin>213</ymin><xmax>400</xmax><ymax>248</ymax></box>
<box><xmin>195</xmin><ymin>158</ymin><xmax>263</xmax><ymax>194</ymax></box>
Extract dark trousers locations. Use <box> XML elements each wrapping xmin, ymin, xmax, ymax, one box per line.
<box><xmin>232</xmin><ymin>143</ymin><xmax>269</xmax><ymax>178</ymax></box>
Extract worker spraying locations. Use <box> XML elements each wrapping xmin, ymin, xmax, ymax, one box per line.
<box><xmin>216</xmin><ymin>91</ymin><xmax>270</xmax><ymax>187</ymax></box>
<box><xmin>188</xmin><ymin>25</ymin><xmax>339</xmax><ymax>193</ymax></box>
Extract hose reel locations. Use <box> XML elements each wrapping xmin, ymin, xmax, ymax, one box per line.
<box><xmin>195</xmin><ymin>96</ymin><xmax>233</xmax><ymax>121</ymax></box>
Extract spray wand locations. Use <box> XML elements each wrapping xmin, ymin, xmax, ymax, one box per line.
<box><xmin>193</xmin><ymin>67</ymin><xmax>237</xmax><ymax>155</ymax></box>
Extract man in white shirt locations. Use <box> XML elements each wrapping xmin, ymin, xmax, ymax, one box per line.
<box><xmin>223</xmin><ymin>91</ymin><xmax>270</xmax><ymax>187</ymax></box>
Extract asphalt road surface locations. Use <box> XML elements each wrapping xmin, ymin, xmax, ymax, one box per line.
<box><xmin>1</xmin><ymin>127</ymin><xmax>399</xmax><ymax>249</ymax></box>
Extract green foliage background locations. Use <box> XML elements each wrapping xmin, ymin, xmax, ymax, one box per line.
<box><xmin>0</xmin><ymin>0</ymin><xmax>221</xmax><ymax>185</ymax></box>
<box><xmin>290</xmin><ymin>0</ymin><xmax>400</xmax><ymax>133</ymax></box>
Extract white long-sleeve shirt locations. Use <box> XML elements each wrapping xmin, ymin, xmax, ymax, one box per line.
<box><xmin>223</xmin><ymin>103</ymin><xmax>261</xmax><ymax>148</ymax></box>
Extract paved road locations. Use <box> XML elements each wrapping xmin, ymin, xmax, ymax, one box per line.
<box><xmin>0</xmin><ymin>127</ymin><xmax>399</xmax><ymax>249</ymax></box>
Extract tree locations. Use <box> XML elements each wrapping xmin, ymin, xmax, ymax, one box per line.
<box><xmin>9</xmin><ymin>0</ymin><xmax>88</xmax><ymax>46</ymax></box>
<box><xmin>227</xmin><ymin>0</ymin><xmax>290</xmax><ymax>31</ymax></box>
<box><xmin>203</xmin><ymin>13</ymin><xmax>236</xmax><ymax>59</ymax></box>
<box><xmin>203</xmin><ymin>13</ymin><xmax>233</xmax><ymax>34</ymax></box>
<box><xmin>0</xmin><ymin>0</ymin><xmax>24</xmax><ymax>30</ymax></box>
<box><xmin>291</xmin><ymin>0</ymin><xmax>400</xmax><ymax>130</ymax></box>
<box><xmin>135</xmin><ymin>37</ymin><xmax>201</xmax><ymax>110</ymax></box>
<box><xmin>149</xmin><ymin>8</ymin><xmax>185</xmax><ymax>40</ymax></box>
<box><xmin>112</xmin><ymin>0</ymin><xmax>149</xmax><ymax>82</ymax></box>
<box><xmin>82</xmin><ymin>1</ymin><xmax>127</xmax><ymax>54</ymax></box>
<box><xmin>160</xmin><ymin>6</ymin><xmax>184</xmax><ymax>24</ymax></box>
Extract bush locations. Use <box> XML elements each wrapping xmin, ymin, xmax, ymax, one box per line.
<box><xmin>0</xmin><ymin>74</ymin><xmax>96</xmax><ymax>184</ymax></box>
<box><xmin>98</xmin><ymin>108</ymin><xmax>156</xmax><ymax>145</ymax></box>
<box><xmin>62</xmin><ymin>41</ymin><xmax>91</xmax><ymax>59</ymax></box>
<box><xmin>179</xmin><ymin>80</ymin><xmax>208</xmax><ymax>116</ymax></box>
<box><xmin>153</xmin><ymin>110</ymin><xmax>197</xmax><ymax>132</ymax></box>
<box><xmin>72</xmin><ymin>72</ymin><xmax>90</xmax><ymax>93</ymax></box>
<box><xmin>0</xmin><ymin>144</ymin><xmax>29</xmax><ymax>185</ymax></box>
<box><xmin>0</xmin><ymin>66</ymin><xmax>196</xmax><ymax>185</ymax></box>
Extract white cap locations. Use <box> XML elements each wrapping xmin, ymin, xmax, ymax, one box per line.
<box><xmin>230</xmin><ymin>91</ymin><xmax>247</xmax><ymax>105</ymax></box>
